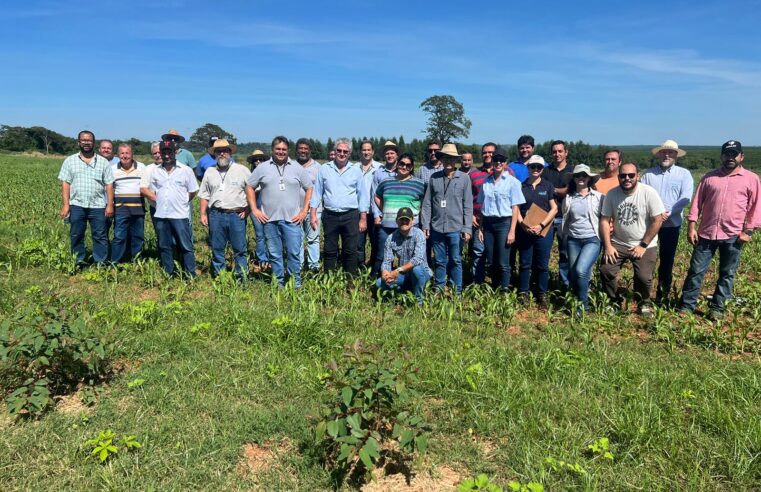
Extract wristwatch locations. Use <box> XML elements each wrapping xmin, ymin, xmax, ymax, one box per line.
<box><xmin>396</xmin><ymin>267</ymin><xmax>404</xmax><ymax>274</ymax></box>
<box><xmin>639</xmin><ymin>241</ymin><xmax>648</xmax><ymax>248</ymax></box>
<box><xmin>744</xmin><ymin>229</ymin><xmax>754</xmax><ymax>236</ymax></box>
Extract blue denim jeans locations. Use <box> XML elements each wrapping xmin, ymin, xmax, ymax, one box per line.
<box><xmin>155</xmin><ymin>217</ymin><xmax>196</xmax><ymax>277</ymax></box>
<box><xmin>357</xmin><ymin>217</ymin><xmax>377</xmax><ymax>268</ymax></box>
<box><xmin>517</xmin><ymin>226</ymin><xmax>554</xmax><ymax>295</ymax></box>
<box><xmin>656</xmin><ymin>226</ymin><xmax>681</xmax><ymax>300</ymax></box>
<box><xmin>111</xmin><ymin>214</ymin><xmax>145</xmax><ymax>263</ymax></box>
<box><xmin>680</xmin><ymin>236</ymin><xmax>744</xmax><ymax>313</ymax></box>
<box><xmin>554</xmin><ymin>217</ymin><xmax>569</xmax><ymax>289</ymax></box>
<box><xmin>264</xmin><ymin>220</ymin><xmax>304</xmax><ymax>287</ymax></box>
<box><xmin>566</xmin><ymin>236</ymin><xmax>601</xmax><ymax>308</ymax></box>
<box><xmin>431</xmin><ymin>230</ymin><xmax>463</xmax><ymax>293</ymax></box>
<box><xmin>374</xmin><ymin>226</ymin><xmax>398</xmax><ymax>277</ymax></box>
<box><xmin>69</xmin><ymin>205</ymin><xmax>109</xmax><ymax>266</ymax></box>
<box><xmin>376</xmin><ymin>265</ymin><xmax>432</xmax><ymax>304</ymax></box>
<box><xmin>482</xmin><ymin>216</ymin><xmax>512</xmax><ymax>290</ymax></box>
<box><xmin>470</xmin><ymin>226</ymin><xmax>487</xmax><ymax>284</ymax></box>
<box><xmin>209</xmin><ymin>209</ymin><xmax>248</xmax><ymax>279</ymax></box>
<box><xmin>301</xmin><ymin>212</ymin><xmax>321</xmax><ymax>271</ymax></box>
<box><xmin>249</xmin><ymin>216</ymin><xmax>269</xmax><ymax>263</ymax></box>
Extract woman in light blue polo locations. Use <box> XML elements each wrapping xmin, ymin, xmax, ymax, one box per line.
<box><xmin>476</xmin><ymin>147</ymin><xmax>525</xmax><ymax>290</ymax></box>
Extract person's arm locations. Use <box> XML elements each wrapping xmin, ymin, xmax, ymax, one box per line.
<box><xmin>629</xmin><ymin>214</ymin><xmax>663</xmax><ymax>259</ymax></box>
<box><xmin>420</xmin><ymin>180</ymin><xmax>432</xmax><ymax>238</ymax></box>
<box><xmin>292</xmin><ymin>186</ymin><xmax>312</xmax><ymax>224</ymax></box>
<box><xmin>380</xmin><ymin>234</ymin><xmax>394</xmax><ymax>283</ymax></box>
<box><xmin>463</xmin><ymin>180</ymin><xmax>473</xmax><ymax>240</ymax></box>
<box><xmin>507</xmin><ymin>205</ymin><xmax>520</xmax><ymax>245</ymax></box>
<box><xmin>554</xmin><ymin>185</ymin><xmax>569</xmax><ymax>200</ymax></box>
<box><xmin>60</xmin><ymin>182</ymin><xmax>71</xmax><ymax>219</ymax></box>
<box><xmin>374</xmin><ymin>181</ymin><xmax>384</xmax><ymax>224</ymax></box>
<box><xmin>104</xmin><ymin>184</ymin><xmax>115</xmax><ymax>218</ymax></box>
<box><xmin>686</xmin><ymin>175</ymin><xmax>706</xmax><ymax>245</ymax></box>
<box><xmin>140</xmin><ymin>186</ymin><xmax>157</xmax><ymax>203</ymax></box>
<box><xmin>200</xmin><ymin>198</ymin><xmax>210</xmax><ymax>227</ymax></box>
<box><xmin>673</xmin><ymin>170</ymin><xmax>694</xmax><ymax>215</ymax></box>
<box><xmin>600</xmin><ymin>215</ymin><xmax>617</xmax><ymax>263</ymax></box>
<box><xmin>739</xmin><ymin>175</ymin><xmax>761</xmax><ymax>244</ymax></box>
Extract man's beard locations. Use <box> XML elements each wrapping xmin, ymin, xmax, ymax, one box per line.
<box><xmin>217</xmin><ymin>156</ymin><xmax>230</xmax><ymax>168</ymax></box>
<box><xmin>661</xmin><ymin>157</ymin><xmax>675</xmax><ymax>169</ymax></box>
<box><xmin>297</xmin><ymin>155</ymin><xmax>309</xmax><ymax>164</ymax></box>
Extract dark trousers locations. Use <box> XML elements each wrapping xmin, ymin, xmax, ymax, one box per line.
<box><xmin>155</xmin><ymin>217</ymin><xmax>196</xmax><ymax>277</ymax></box>
<box><xmin>111</xmin><ymin>213</ymin><xmax>145</xmax><ymax>263</ymax></box>
<box><xmin>599</xmin><ymin>243</ymin><xmax>657</xmax><ymax>304</ymax></box>
<box><xmin>322</xmin><ymin>209</ymin><xmax>360</xmax><ymax>276</ymax></box>
<box><xmin>69</xmin><ymin>205</ymin><xmax>109</xmax><ymax>266</ymax></box>
<box><xmin>357</xmin><ymin>216</ymin><xmax>377</xmax><ymax>268</ymax></box>
<box><xmin>482</xmin><ymin>216</ymin><xmax>513</xmax><ymax>290</ymax></box>
<box><xmin>517</xmin><ymin>226</ymin><xmax>554</xmax><ymax>295</ymax></box>
<box><xmin>655</xmin><ymin>226</ymin><xmax>681</xmax><ymax>300</ymax></box>
<box><xmin>374</xmin><ymin>225</ymin><xmax>397</xmax><ymax>277</ymax></box>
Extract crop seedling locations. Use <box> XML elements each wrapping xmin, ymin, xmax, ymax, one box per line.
<box><xmin>586</xmin><ymin>437</ymin><xmax>614</xmax><ymax>461</ymax></box>
<box><xmin>83</xmin><ymin>429</ymin><xmax>142</xmax><ymax>463</ymax></box>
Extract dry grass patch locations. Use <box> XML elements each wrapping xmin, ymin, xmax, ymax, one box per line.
<box><xmin>237</xmin><ymin>438</ymin><xmax>296</xmax><ymax>479</ymax></box>
<box><xmin>362</xmin><ymin>465</ymin><xmax>461</xmax><ymax>492</ymax></box>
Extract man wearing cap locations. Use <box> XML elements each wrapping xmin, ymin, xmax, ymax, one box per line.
<box><xmin>507</xmin><ymin>135</ymin><xmax>536</xmax><ymax>183</ymax></box>
<box><xmin>310</xmin><ymin>138</ymin><xmax>368</xmax><ymax>277</ymax></box>
<box><xmin>596</xmin><ymin>150</ymin><xmax>623</xmax><ymax>195</ymax></box>
<box><xmin>420</xmin><ymin>144</ymin><xmax>473</xmax><ymax>294</ymax></box>
<box><xmin>680</xmin><ymin>140</ymin><xmax>761</xmax><ymax>320</ymax></box>
<box><xmin>357</xmin><ymin>140</ymin><xmax>382</xmax><ymax>269</ymax></box>
<box><xmin>377</xmin><ymin>207</ymin><xmax>433</xmax><ymax>305</ymax></box>
<box><xmin>199</xmin><ymin>139</ymin><xmax>250</xmax><ymax>280</ymax></box>
<box><xmin>111</xmin><ymin>143</ymin><xmax>146</xmax><ymax>263</ymax></box>
<box><xmin>246</xmin><ymin>150</ymin><xmax>270</xmax><ymax>270</ymax></box>
<box><xmin>469</xmin><ymin>142</ymin><xmax>496</xmax><ymax>284</ymax></box>
<box><xmin>196</xmin><ymin>136</ymin><xmax>220</xmax><ymax>180</ymax></box>
<box><xmin>141</xmin><ymin>140</ymin><xmax>199</xmax><ymax>278</ymax></box>
<box><xmin>600</xmin><ymin>163</ymin><xmax>665</xmax><ymax>316</ymax></box>
<box><xmin>542</xmin><ymin>140</ymin><xmax>574</xmax><ymax>290</ymax></box>
<box><xmin>161</xmin><ymin>129</ymin><xmax>196</xmax><ymax>169</ymax></box>
<box><xmin>296</xmin><ymin>138</ymin><xmax>322</xmax><ymax>272</ymax></box>
<box><xmin>641</xmin><ymin>140</ymin><xmax>694</xmax><ymax>302</ymax></box>
<box><xmin>370</xmin><ymin>140</ymin><xmax>400</xmax><ymax>276</ymax></box>
<box><xmin>246</xmin><ymin>136</ymin><xmax>313</xmax><ymax>288</ymax></box>
<box><xmin>58</xmin><ymin>130</ymin><xmax>115</xmax><ymax>268</ymax></box>
<box><xmin>416</xmin><ymin>140</ymin><xmax>443</xmax><ymax>185</ymax></box>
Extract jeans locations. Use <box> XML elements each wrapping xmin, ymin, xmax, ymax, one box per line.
<box><xmin>554</xmin><ymin>217</ymin><xmax>569</xmax><ymax>289</ymax></box>
<box><xmin>517</xmin><ymin>226</ymin><xmax>554</xmax><ymax>295</ymax></box>
<box><xmin>322</xmin><ymin>209</ymin><xmax>360</xmax><ymax>276</ymax></box>
<box><xmin>656</xmin><ymin>226</ymin><xmax>681</xmax><ymax>300</ymax></box>
<box><xmin>264</xmin><ymin>220</ymin><xmax>304</xmax><ymax>287</ymax></box>
<box><xmin>599</xmin><ymin>243</ymin><xmax>657</xmax><ymax>304</ymax></box>
<box><xmin>155</xmin><ymin>217</ymin><xmax>196</xmax><ymax>277</ymax></box>
<box><xmin>111</xmin><ymin>214</ymin><xmax>145</xmax><ymax>263</ymax></box>
<box><xmin>357</xmin><ymin>216</ymin><xmax>377</xmax><ymax>268</ymax></box>
<box><xmin>680</xmin><ymin>236</ymin><xmax>744</xmax><ymax>313</ymax></box>
<box><xmin>482</xmin><ymin>216</ymin><xmax>512</xmax><ymax>290</ymax></box>
<box><xmin>208</xmin><ymin>209</ymin><xmax>248</xmax><ymax>279</ymax></box>
<box><xmin>470</xmin><ymin>226</ymin><xmax>487</xmax><ymax>284</ymax></box>
<box><xmin>376</xmin><ymin>265</ymin><xmax>431</xmax><ymax>304</ymax></box>
<box><xmin>301</xmin><ymin>212</ymin><xmax>321</xmax><ymax>271</ymax></box>
<box><xmin>431</xmin><ymin>230</ymin><xmax>463</xmax><ymax>293</ymax></box>
<box><xmin>566</xmin><ymin>236</ymin><xmax>601</xmax><ymax>308</ymax></box>
<box><xmin>373</xmin><ymin>226</ymin><xmax>398</xmax><ymax>277</ymax></box>
<box><xmin>69</xmin><ymin>205</ymin><xmax>109</xmax><ymax>266</ymax></box>
<box><xmin>249</xmin><ymin>216</ymin><xmax>269</xmax><ymax>263</ymax></box>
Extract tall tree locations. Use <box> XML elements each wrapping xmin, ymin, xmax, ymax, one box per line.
<box><xmin>188</xmin><ymin>123</ymin><xmax>236</xmax><ymax>152</ymax></box>
<box><xmin>419</xmin><ymin>95</ymin><xmax>472</xmax><ymax>144</ymax></box>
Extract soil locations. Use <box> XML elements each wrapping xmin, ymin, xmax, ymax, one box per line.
<box><xmin>361</xmin><ymin>465</ymin><xmax>461</xmax><ymax>492</ymax></box>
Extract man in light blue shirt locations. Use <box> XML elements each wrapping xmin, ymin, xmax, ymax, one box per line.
<box><xmin>641</xmin><ymin>140</ymin><xmax>694</xmax><ymax>302</ymax></box>
<box><xmin>310</xmin><ymin>138</ymin><xmax>369</xmax><ymax>276</ymax></box>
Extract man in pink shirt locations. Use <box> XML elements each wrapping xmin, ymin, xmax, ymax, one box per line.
<box><xmin>679</xmin><ymin>140</ymin><xmax>761</xmax><ymax>319</ymax></box>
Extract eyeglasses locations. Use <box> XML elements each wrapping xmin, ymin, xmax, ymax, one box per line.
<box><xmin>493</xmin><ymin>159</ymin><xmax>506</xmax><ymax>164</ymax></box>
<box><xmin>335</xmin><ymin>149</ymin><xmax>350</xmax><ymax>155</ymax></box>
<box><xmin>427</xmin><ymin>148</ymin><xmax>440</xmax><ymax>154</ymax></box>
<box><xmin>618</xmin><ymin>173</ymin><xmax>637</xmax><ymax>180</ymax></box>
<box><xmin>528</xmin><ymin>164</ymin><xmax>544</xmax><ymax>171</ymax></box>
<box><xmin>573</xmin><ymin>173</ymin><xmax>589</xmax><ymax>179</ymax></box>
<box><xmin>398</xmin><ymin>162</ymin><xmax>413</xmax><ymax>168</ymax></box>
<box><xmin>215</xmin><ymin>148</ymin><xmax>231</xmax><ymax>154</ymax></box>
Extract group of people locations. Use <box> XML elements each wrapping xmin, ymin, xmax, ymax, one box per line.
<box><xmin>58</xmin><ymin>131</ymin><xmax>760</xmax><ymax>319</ymax></box>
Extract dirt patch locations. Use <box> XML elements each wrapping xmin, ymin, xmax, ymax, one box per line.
<box><xmin>362</xmin><ymin>465</ymin><xmax>461</xmax><ymax>492</ymax></box>
<box><xmin>237</xmin><ymin>438</ymin><xmax>295</xmax><ymax>479</ymax></box>
<box><xmin>56</xmin><ymin>393</ymin><xmax>91</xmax><ymax>416</ymax></box>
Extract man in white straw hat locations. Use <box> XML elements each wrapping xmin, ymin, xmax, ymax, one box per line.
<box><xmin>641</xmin><ymin>139</ymin><xmax>694</xmax><ymax>303</ymax></box>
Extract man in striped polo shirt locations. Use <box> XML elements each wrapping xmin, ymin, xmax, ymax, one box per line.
<box><xmin>111</xmin><ymin>144</ymin><xmax>146</xmax><ymax>263</ymax></box>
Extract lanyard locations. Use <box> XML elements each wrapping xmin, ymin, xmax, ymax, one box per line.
<box><xmin>443</xmin><ymin>173</ymin><xmax>455</xmax><ymax>196</ymax></box>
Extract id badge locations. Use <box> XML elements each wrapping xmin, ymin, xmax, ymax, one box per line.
<box><xmin>218</xmin><ymin>184</ymin><xmax>226</xmax><ymax>192</ymax></box>
<box><xmin>279</xmin><ymin>183</ymin><xmax>286</xmax><ymax>191</ymax></box>
<box><xmin>440</xmin><ymin>200</ymin><xmax>447</xmax><ymax>208</ymax></box>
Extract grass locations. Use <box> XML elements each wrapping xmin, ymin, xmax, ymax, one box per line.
<box><xmin>1</xmin><ymin>155</ymin><xmax>760</xmax><ymax>490</ymax></box>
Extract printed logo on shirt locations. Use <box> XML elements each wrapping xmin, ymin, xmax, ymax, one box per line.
<box><xmin>617</xmin><ymin>202</ymin><xmax>640</xmax><ymax>226</ymax></box>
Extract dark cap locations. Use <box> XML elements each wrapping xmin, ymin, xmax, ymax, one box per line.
<box><xmin>493</xmin><ymin>146</ymin><xmax>509</xmax><ymax>162</ymax></box>
<box><xmin>396</xmin><ymin>207</ymin><xmax>414</xmax><ymax>222</ymax></box>
<box><xmin>159</xmin><ymin>140</ymin><xmax>176</xmax><ymax>152</ymax></box>
<box><xmin>207</xmin><ymin>136</ymin><xmax>219</xmax><ymax>147</ymax></box>
<box><xmin>721</xmin><ymin>140</ymin><xmax>743</xmax><ymax>155</ymax></box>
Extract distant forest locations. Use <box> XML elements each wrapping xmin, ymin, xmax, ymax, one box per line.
<box><xmin>1</xmin><ymin>123</ymin><xmax>757</xmax><ymax>171</ymax></box>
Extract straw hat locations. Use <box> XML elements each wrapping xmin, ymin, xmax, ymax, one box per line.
<box><xmin>382</xmin><ymin>140</ymin><xmax>399</xmax><ymax>153</ymax></box>
<box><xmin>246</xmin><ymin>149</ymin><xmax>269</xmax><ymax>164</ymax></box>
<box><xmin>435</xmin><ymin>143</ymin><xmax>461</xmax><ymax>159</ymax></box>
<box><xmin>651</xmin><ymin>139</ymin><xmax>686</xmax><ymax>157</ymax></box>
<box><xmin>161</xmin><ymin>129</ymin><xmax>185</xmax><ymax>143</ymax></box>
<box><xmin>564</xmin><ymin>164</ymin><xmax>600</xmax><ymax>185</ymax></box>
<box><xmin>208</xmin><ymin>138</ymin><xmax>237</xmax><ymax>155</ymax></box>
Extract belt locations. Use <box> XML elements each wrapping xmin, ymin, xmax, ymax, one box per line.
<box><xmin>211</xmin><ymin>207</ymin><xmax>246</xmax><ymax>214</ymax></box>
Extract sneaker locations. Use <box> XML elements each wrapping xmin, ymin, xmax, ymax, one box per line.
<box><xmin>639</xmin><ymin>304</ymin><xmax>654</xmax><ymax>318</ymax></box>
<box><xmin>707</xmin><ymin>310</ymin><xmax>724</xmax><ymax>321</ymax></box>
<box><xmin>537</xmin><ymin>294</ymin><xmax>548</xmax><ymax>309</ymax></box>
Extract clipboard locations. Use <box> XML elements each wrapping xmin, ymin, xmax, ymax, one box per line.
<box><xmin>523</xmin><ymin>203</ymin><xmax>553</xmax><ymax>237</ymax></box>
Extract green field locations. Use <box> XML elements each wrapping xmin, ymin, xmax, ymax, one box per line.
<box><xmin>0</xmin><ymin>154</ymin><xmax>759</xmax><ymax>490</ymax></box>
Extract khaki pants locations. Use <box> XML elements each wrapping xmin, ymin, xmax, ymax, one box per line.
<box><xmin>600</xmin><ymin>243</ymin><xmax>657</xmax><ymax>304</ymax></box>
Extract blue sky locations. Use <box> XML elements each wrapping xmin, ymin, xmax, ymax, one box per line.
<box><xmin>1</xmin><ymin>0</ymin><xmax>760</xmax><ymax>145</ymax></box>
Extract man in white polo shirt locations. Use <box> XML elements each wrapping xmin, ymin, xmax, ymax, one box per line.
<box><xmin>141</xmin><ymin>140</ymin><xmax>199</xmax><ymax>278</ymax></box>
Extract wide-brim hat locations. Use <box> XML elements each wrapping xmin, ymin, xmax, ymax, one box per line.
<box><xmin>208</xmin><ymin>138</ymin><xmax>237</xmax><ymax>155</ymax></box>
<box><xmin>435</xmin><ymin>143</ymin><xmax>461</xmax><ymax>159</ymax></box>
<box><xmin>651</xmin><ymin>139</ymin><xmax>686</xmax><ymax>157</ymax></box>
<box><xmin>246</xmin><ymin>149</ymin><xmax>269</xmax><ymax>164</ymax></box>
<box><xmin>564</xmin><ymin>164</ymin><xmax>600</xmax><ymax>185</ymax></box>
<box><xmin>382</xmin><ymin>140</ymin><xmax>399</xmax><ymax>154</ymax></box>
<box><xmin>161</xmin><ymin>129</ymin><xmax>185</xmax><ymax>143</ymax></box>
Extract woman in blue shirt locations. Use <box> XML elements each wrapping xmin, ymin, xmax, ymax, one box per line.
<box><xmin>477</xmin><ymin>148</ymin><xmax>525</xmax><ymax>290</ymax></box>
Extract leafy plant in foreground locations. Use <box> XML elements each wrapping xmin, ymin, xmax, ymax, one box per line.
<box><xmin>458</xmin><ymin>474</ymin><xmax>544</xmax><ymax>492</ymax></box>
<box><xmin>315</xmin><ymin>341</ymin><xmax>430</xmax><ymax>485</ymax></box>
<box><xmin>83</xmin><ymin>429</ymin><xmax>142</xmax><ymax>463</ymax></box>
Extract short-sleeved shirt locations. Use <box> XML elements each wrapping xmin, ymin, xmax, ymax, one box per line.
<box><xmin>113</xmin><ymin>161</ymin><xmax>146</xmax><ymax>216</ymax></box>
<box><xmin>195</xmin><ymin>153</ymin><xmax>217</xmax><ymax>179</ymax></box>
<box><xmin>602</xmin><ymin>183</ymin><xmax>666</xmax><ymax>248</ymax></box>
<box><xmin>478</xmin><ymin>172</ymin><xmax>526</xmax><ymax>217</ymax></box>
<box><xmin>246</xmin><ymin>159</ymin><xmax>313</xmax><ymax>222</ymax></box>
<box><xmin>375</xmin><ymin>177</ymin><xmax>426</xmax><ymax>228</ymax></box>
<box><xmin>416</xmin><ymin>161</ymin><xmax>443</xmax><ymax>186</ymax></box>
<box><xmin>301</xmin><ymin>160</ymin><xmax>322</xmax><ymax>212</ymax></box>
<box><xmin>199</xmin><ymin>163</ymin><xmax>251</xmax><ymax>209</ymax></box>
<box><xmin>520</xmin><ymin>178</ymin><xmax>556</xmax><ymax>215</ymax></box>
<box><xmin>508</xmin><ymin>161</ymin><xmax>529</xmax><ymax>183</ymax></box>
<box><xmin>58</xmin><ymin>153</ymin><xmax>115</xmax><ymax>208</ymax></box>
<box><xmin>147</xmin><ymin>163</ymin><xmax>199</xmax><ymax>219</ymax></box>
<box><xmin>542</xmin><ymin>164</ymin><xmax>573</xmax><ymax>201</ymax></box>
<box><xmin>176</xmin><ymin>148</ymin><xmax>196</xmax><ymax>169</ymax></box>
<box><xmin>140</xmin><ymin>163</ymin><xmax>159</xmax><ymax>208</ymax></box>
<box><xmin>371</xmin><ymin>164</ymin><xmax>397</xmax><ymax>218</ymax></box>
<box><xmin>470</xmin><ymin>167</ymin><xmax>491</xmax><ymax>215</ymax></box>
<box><xmin>595</xmin><ymin>176</ymin><xmax>619</xmax><ymax>195</ymax></box>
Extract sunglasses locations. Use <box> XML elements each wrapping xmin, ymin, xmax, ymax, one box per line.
<box><xmin>618</xmin><ymin>173</ymin><xmax>637</xmax><ymax>180</ymax></box>
<box><xmin>573</xmin><ymin>173</ymin><xmax>589</xmax><ymax>179</ymax></box>
<box><xmin>215</xmin><ymin>148</ymin><xmax>231</xmax><ymax>154</ymax></box>
<box><xmin>398</xmin><ymin>162</ymin><xmax>413</xmax><ymax>168</ymax></box>
<box><xmin>335</xmin><ymin>149</ymin><xmax>350</xmax><ymax>155</ymax></box>
<box><xmin>528</xmin><ymin>164</ymin><xmax>544</xmax><ymax>171</ymax></box>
